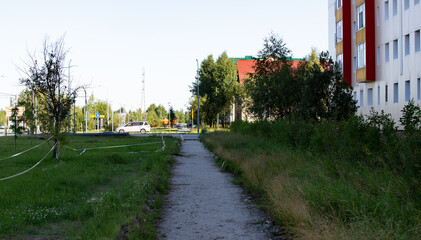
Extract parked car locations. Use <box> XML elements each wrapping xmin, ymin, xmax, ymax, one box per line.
<box><xmin>115</xmin><ymin>121</ymin><xmax>151</xmax><ymax>133</ymax></box>
<box><xmin>0</xmin><ymin>125</ymin><xmax>5</xmax><ymax>129</ymax></box>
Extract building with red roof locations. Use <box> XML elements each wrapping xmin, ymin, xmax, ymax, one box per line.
<box><xmin>230</xmin><ymin>56</ymin><xmax>305</xmax><ymax>121</ymax></box>
<box><xmin>233</xmin><ymin>56</ymin><xmax>305</xmax><ymax>84</ymax></box>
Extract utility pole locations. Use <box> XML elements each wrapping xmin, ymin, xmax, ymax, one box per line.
<box><xmin>31</xmin><ymin>86</ymin><xmax>37</xmax><ymax>135</ymax></box>
<box><xmin>196</xmin><ymin>59</ymin><xmax>200</xmax><ymax>134</ymax></box>
<box><xmin>106</xmin><ymin>101</ymin><xmax>109</xmax><ymax>131</ymax></box>
<box><xmin>84</xmin><ymin>88</ymin><xmax>87</xmax><ymax>133</ymax></box>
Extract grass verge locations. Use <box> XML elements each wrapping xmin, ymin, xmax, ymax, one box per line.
<box><xmin>0</xmin><ymin>134</ymin><xmax>179</xmax><ymax>239</ymax></box>
<box><xmin>202</xmin><ymin>132</ymin><xmax>420</xmax><ymax>240</ymax></box>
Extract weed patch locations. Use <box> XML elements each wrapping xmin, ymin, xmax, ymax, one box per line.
<box><xmin>203</xmin><ymin>130</ymin><xmax>421</xmax><ymax>239</ymax></box>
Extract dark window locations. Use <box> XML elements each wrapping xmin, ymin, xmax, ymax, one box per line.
<box><xmin>385</xmin><ymin>85</ymin><xmax>388</xmax><ymax>102</ymax></box>
<box><xmin>393</xmin><ymin>39</ymin><xmax>398</xmax><ymax>59</ymax></box>
<box><xmin>393</xmin><ymin>0</ymin><xmax>398</xmax><ymax>16</ymax></box>
<box><xmin>405</xmin><ymin>80</ymin><xmax>410</xmax><ymax>102</ymax></box>
<box><xmin>394</xmin><ymin>83</ymin><xmax>399</xmax><ymax>103</ymax></box>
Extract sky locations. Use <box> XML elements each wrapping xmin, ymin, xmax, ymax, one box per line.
<box><xmin>0</xmin><ymin>0</ymin><xmax>328</xmax><ymax>112</ymax></box>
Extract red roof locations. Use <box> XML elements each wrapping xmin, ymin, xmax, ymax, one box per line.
<box><xmin>237</xmin><ymin>60</ymin><xmax>255</xmax><ymax>84</ymax></box>
<box><xmin>236</xmin><ymin>59</ymin><xmax>303</xmax><ymax>84</ymax></box>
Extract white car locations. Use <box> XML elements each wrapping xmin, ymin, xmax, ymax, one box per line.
<box><xmin>116</xmin><ymin>121</ymin><xmax>151</xmax><ymax>133</ymax></box>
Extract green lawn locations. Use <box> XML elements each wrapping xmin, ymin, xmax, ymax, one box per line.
<box><xmin>0</xmin><ymin>134</ymin><xmax>178</xmax><ymax>239</ymax></box>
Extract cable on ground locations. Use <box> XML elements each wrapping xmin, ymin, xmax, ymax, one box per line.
<box><xmin>0</xmin><ymin>136</ymin><xmax>53</xmax><ymax>162</ymax></box>
<box><xmin>0</xmin><ymin>142</ymin><xmax>57</xmax><ymax>181</ymax></box>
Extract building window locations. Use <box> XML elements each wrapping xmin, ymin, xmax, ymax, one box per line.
<box><xmin>353</xmin><ymin>56</ymin><xmax>357</xmax><ymax>72</ymax></box>
<box><xmin>405</xmin><ymin>34</ymin><xmax>410</xmax><ymax>56</ymax></box>
<box><xmin>368</xmin><ymin>88</ymin><xmax>373</xmax><ymax>106</ymax></box>
<box><xmin>337</xmin><ymin>54</ymin><xmax>343</xmax><ymax>73</ymax></box>
<box><xmin>385</xmin><ymin>43</ymin><xmax>390</xmax><ymax>62</ymax></box>
<box><xmin>377</xmin><ymin>7</ymin><xmax>380</xmax><ymax>26</ymax></box>
<box><xmin>393</xmin><ymin>39</ymin><xmax>398</xmax><ymax>59</ymax></box>
<box><xmin>377</xmin><ymin>46</ymin><xmax>380</xmax><ymax>65</ymax></box>
<box><xmin>353</xmin><ymin>21</ymin><xmax>356</xmax><ymax>39</ymax></box>
<box><xmin>336</xmin><ymin>20</ymin><xmax>343</xmax><ymax>43</ymax></box>
<box><xmin>416</xmin><ymin>30</ymin><xmax>420</xmax><ymax>52</ymax></box>
<box><xmin>337</xmin><ymin>0</ymin><xmax>342</xmax><ymax>9</ymax></box>
<box><xmin>405</xmin><ymin>80</ymin><xmax>411</xmax><ymax>102</ymax></box>
<box><xmin>405</xmin><ymin>0</ymin><xmax>410</xmax><ymax>10</ymax></box>
<box><xmin>385</xmin><ymin>1</ymin><xmax>389</xmax><ymax>21</ymax></box>
<box><xmin>393</xmin><ymin>0</ymin><xmax>398</xmax><ymax>16</ymax></box>
<box><xmin>360</xmin><ymin>90</ymin><xmax>364</xmax><ymax>107</ymax></box>
<box><xmin>357</xmin><ymin>3</ymin><xmax>366</xmax><ymax>31</ymax></box>
<box><xmin>353</xmin><ymin>91</ymin><xmax>357</xmax><ymax>102</ymax></box>
<box><xmin>394</xmin><ymin>83</ymin><xmax>399</xmax><ymax>103</ymax></box>
<box><xmin>357</xmin><ymin>43</ymin><xmax>366</xmax><ymax>69</ymax></box>
<box><xmin>418</xmin><ymin>78</ymin><xmax>421</xmax><ymax>100</ymax></box>
<box><xmin>385</xmin><ymin>85</ymin><xmax>389</xmax><ymax>102</ymax></box>
<box><xmin>378</xmin><ymin>86</ymin><xmax>381</xmax><ymax>105</ymax></box>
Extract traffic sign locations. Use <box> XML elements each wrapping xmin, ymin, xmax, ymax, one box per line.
<box><xmin>95</xmin><ymin>113</ymin><xmax>100</xmax><ymax>118</ymax></box>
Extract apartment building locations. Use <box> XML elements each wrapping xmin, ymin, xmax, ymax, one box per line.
<box><xmin>328</xmin><ymin>0</ymin><xmax>421</xmax><ymax>124</ymax></box>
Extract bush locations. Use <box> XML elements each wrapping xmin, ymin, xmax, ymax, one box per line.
<box><xmin>400</xmin><ymin>99</ymin><xmax>421</xmax><ymax>135</ymax></box>
<box><xmin>230</xmin><ymin>107</ymin><xmax>419</xmax><ymax>179</ymax></box>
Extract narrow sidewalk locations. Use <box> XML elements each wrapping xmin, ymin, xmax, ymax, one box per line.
<box><xmin>157</xmin><ymin>139</ymin><xmax>272</xmax><ymax>240</ymax></box>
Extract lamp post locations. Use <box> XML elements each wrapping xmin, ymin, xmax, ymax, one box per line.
<box><xmin>196</xmin><ymin>59</ymin><xmax>200</xmax><ymax>134</ymax></box>
<box><xmin>83</xmin><ymin>87</ymin><xmax>87</xmax><ymax>133</ymax></box>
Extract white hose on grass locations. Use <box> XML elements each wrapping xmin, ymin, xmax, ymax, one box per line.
<box><xmin>155</xmin><ymin>135</ymin><xmax>166</xmax><ymax>152</ymax></box>
<box><xmin>0</xmin><ymin>142</ymin><xmax>57</xmax><ymax>181</ymax></box>
<box><xmin>63</xmin><ymin>141</ymin><xmax>162</xmax><ymax>156</ymax></box>
<box><xmin>0</xmin><ymin>136</ymin><xmax>53</xmax><ymax>162</ymax></box>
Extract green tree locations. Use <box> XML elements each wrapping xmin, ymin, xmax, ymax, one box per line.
<box><xmin>297</xmin><ymin>51</ymin><xmax>357</xmax><ymax>121</ymax></box>
<box><xmin>175</xmin><ymin>109</ymin><xmax>186</xmax><ymax>123</ymax></box>
<box><xmin>147</xmin><ymin>104</ymin><xmax>159</xmax><ymax>126</ymax></box>
<box><xmin>305</xmin><ymin>47</ymin><xmax>322</xmax><ymax>70</ymax></box>
<box><xmin>18</xmin><ymin>89</ymin><xmax>37</xmax><ymax>135</ymax></box>
<box><xmin>0</xmin><ymin>110</ymin><xmax>5</xmax><ymax>125</ymax></box>
<box><xmin>20</xmin><ymin>37</ymin><xmax>82</xmax><ymax>158</ymax></box>
<box><xmin>10</xmin><ymin>106</ymin><xmax>25</xmax><ymax>151</ymax></box>
<box><xmin>192</xmin><ymin>52</ymin><xmax>238</xmax><ymax>127</ymax></box>
<box><xmin>154</xmin><ymin>104</ymin><xmax>168</xmax><ymax>127</ymax></box>
<box><xmin>169</xmin><ymin>107</ymin><xmax>176</xmax><ymax>126</ymax></box>
<box><xmin>400</xmin><ymin>99</ymin><xmax>421</xmax><ymax>135</ymax></box>
<box><xmin>245</xmin><ymin>33</ymin><xmax>302</xmax><ymax>120</ymax></box>
<box><xmin>189</xmin><ymin>95</ymin><xmax>206</xmax><ymax>127</ymax></box>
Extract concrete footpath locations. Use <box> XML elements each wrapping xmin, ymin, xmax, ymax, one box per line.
<box><xmin>157</xmin><ymin>138</ymin><xmax>274</xmax><ymax>240</ymax></box>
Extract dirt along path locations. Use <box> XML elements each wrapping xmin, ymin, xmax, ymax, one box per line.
<box><xmin>157</xmin><ymin>138</ymin><xmax>275</xmax><ymax>240</ymax></box>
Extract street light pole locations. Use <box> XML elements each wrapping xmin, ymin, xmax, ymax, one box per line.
<box><xmin>68</xmin><ymin>60</ymin><xmax>72</xmax><ymax>133</ymax></box>
<box><xmin>83</xmin><ymin>87</ymin><xmax>87</xmax><ymax>133</ymax></box>
<box><xmin>196</xmin><ymin>59</ymin><xmax>200</xmax><ymax>134</ymax></box>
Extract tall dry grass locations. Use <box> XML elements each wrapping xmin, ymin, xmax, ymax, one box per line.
<box><xmin>203</xmin><ymin>132</ymin><xmax>420</xmax><ymax>239</ymax></box>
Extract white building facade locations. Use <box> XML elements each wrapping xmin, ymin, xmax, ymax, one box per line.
<box><xmin>329</xmin><ymin>0</ymin><xmax>421</xmax><ymax>125</ymax></box>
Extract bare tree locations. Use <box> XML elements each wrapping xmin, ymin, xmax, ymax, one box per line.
<box><xmin>20</xmin><ymin>36</ymin><xmax>82</xmax><ymax>158</ymax></box>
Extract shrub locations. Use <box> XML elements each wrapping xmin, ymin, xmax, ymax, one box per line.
<box><xmin>400</xmin><ymin>99</ymin><xmax>421</xmax><ymax>135</ymax></box>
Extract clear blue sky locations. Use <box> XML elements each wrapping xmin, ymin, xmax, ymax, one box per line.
<box><xmin>0</xmin><ymin>0</ymin><xmax>328</xmax><ymax>112</ymax></box>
